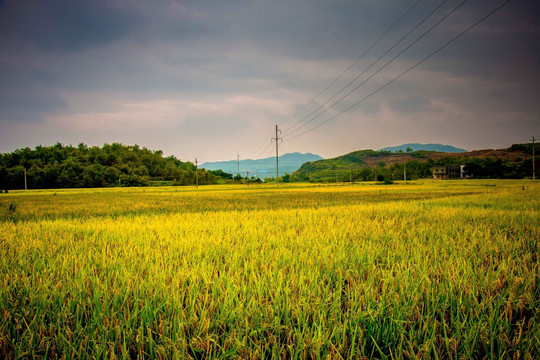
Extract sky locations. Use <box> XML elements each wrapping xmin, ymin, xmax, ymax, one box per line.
<box><xmin>1</xmin><ymin>0</ymin><xmax>539</xmax><ymax>162</ymax></box>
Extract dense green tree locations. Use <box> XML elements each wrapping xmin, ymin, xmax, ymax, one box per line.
<box><xmin>280</xmin><ymin>173</ymin><xmax>290</xmax><ymax>183</ymax></box>
<box><xmin>0</xmin><ymin>143</ymin><xmax>218</xmax><ymax>189</ymax></box>
<box><xmin>210</xmin><ymin>169</ymin><xmax>233</xmax><ymax>180</ymax></box>
<box><xmin>82</xmin><ymin>164</ymin><xmax>106</xmax><ymax>187</ymax></box>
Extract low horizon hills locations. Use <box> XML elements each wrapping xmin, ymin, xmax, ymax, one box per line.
<box><xmin>378</xmin><ymin>143</ymin><xmax>467</xmax><ymax>153</ymax></box>
<box><xmin>201</xmin><ymin>143</ymin><xmax>469</xmax><ymax>175</ymax></box>
<box><xmin>201</xmin><ymin>152</ymin><xmax>323</xmax><ymax>176</ymax></box>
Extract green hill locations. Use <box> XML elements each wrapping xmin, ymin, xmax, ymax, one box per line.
<box><xmin>293</xmin><ymin>144</ymin><xmax>536</xmax><ymax>182</ymax></box>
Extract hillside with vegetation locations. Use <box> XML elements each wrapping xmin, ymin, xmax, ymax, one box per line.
<box><xmin>0</xmin><ymin>143</ymin><xmax>225</xmax><ymax>189</ymax></box>
<box><xmin>379</xmin><ymin>143</ymin><xmax>467</xmax><ymax>153</ymax></box>
<box><xmin>293</xmin><ymin>144</ymin><xmax>537</xmax><ymax>182</ymax></box>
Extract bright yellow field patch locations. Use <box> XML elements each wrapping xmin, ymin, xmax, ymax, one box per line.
<box><xmin>1</xmin><ymin>180</ymin><xmax>539</xmax><ymax>358</ymax></box>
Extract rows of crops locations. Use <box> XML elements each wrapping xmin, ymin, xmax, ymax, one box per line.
<box><xmin>1</xmin><ymin>180</ymin><xmax>539</xmax><ymax>358</ymax></box>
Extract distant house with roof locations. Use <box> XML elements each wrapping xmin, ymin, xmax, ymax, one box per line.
<box><xmin>432</xmin><ymin>165</ymin><xmax>468</xmax><ymax>179</ymax></box>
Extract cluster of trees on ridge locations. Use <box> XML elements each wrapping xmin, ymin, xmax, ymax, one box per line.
<box><xmin>0</xmin><ymin>143</ymin><xmax>231</xmax><ymax>189</ymax></box>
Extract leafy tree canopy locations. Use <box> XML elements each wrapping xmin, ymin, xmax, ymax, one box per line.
<box><xmin>0</xmin><ymin>142</ymin><xmax>219</xmax><ymax>189</ymax></box>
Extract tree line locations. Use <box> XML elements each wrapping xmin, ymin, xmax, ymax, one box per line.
<box><xmin>1</xmin><ymin>143</ymin><xmax>536</xmax><ymax>189</ymax></box>
<box><xmin>0</xmin><ymin>143</ymin><xmax>230</xmax><ymax>189</ymax></box>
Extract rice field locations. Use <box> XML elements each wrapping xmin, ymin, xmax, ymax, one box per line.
<box><xmin>0</xmin><ymin>180</ymin><xmax>539</xmax><ymax>359</ymax></box>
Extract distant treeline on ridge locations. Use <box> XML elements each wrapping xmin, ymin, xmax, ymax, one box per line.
<box><xmin>0</xmin><ymin>142</ymin><xmax>229</xmax><ymax>189</ymax></box>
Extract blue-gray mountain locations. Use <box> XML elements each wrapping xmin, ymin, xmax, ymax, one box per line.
<box><xmin>201</xmin><ymin>153</ymin><xmax>323</xmax><ymax>177</ymax></box>
<box><xmin>379</xmin><ymin>143</ymin><xmax>467</xmax><ymax>153</ymax></box>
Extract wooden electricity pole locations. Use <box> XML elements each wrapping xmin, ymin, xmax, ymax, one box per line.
<box><xmin>404</xmin><ymin>162</ymin><xmax>407</xmax><ymax>184</ymax></box>
<box><xmin>272</xmin><ymin>125</ymin><xmax>282</xmax><ymax>186</ymax></box>
<box><xmin>195</xmin><ymin>158</ymin><xmax>198</xmax><ymax>189</ymax></box>
<box><xmin>533</xmin><ymin>136</ymin><xmax>536</xmax><ymax>181</ymax></box>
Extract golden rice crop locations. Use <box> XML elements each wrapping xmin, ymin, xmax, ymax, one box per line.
<box><xmin>0</xmin><ymin>180</ymin><xmax>538</xmax><ymax>358</ymax></box>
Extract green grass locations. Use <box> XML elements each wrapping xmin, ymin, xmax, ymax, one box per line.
<box><xmin>0</xmin><ymin>180</ymin><xmax>538</xmax><ymax>359</ymax></box>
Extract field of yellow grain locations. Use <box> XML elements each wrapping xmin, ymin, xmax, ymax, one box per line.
<box><xmin>1</xmin><ymin>180</ymin><xmax>538</xmax><ymax>358</ymax></box>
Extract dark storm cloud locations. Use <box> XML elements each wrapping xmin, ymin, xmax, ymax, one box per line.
<box><xmin>0</xmin><ymin>0</ymin><xmax>449</xmax><ymax>97</ymax></box>
<box><xmin>226</xmin><ymin>1</ymin><xmax>418</xmax><ymax>61</ymax></box>
<box><xmin>0</xmin><ymin>0</ymin><xmax>539</xmax><ymax>158</ymax></box>
<box><xmin>0</xmin><ymin>0</ymin><xmax>140</xmax><ymax>51</ymax></box>
<box><xmin>393</xmin><ymin>0</ymin><xmax>540</xmax><ymax>82</ymax></box>
<box><xmin>0</xmin><ymin>60</ymin><xmax>68</xmax><ymax>120</ymax></box>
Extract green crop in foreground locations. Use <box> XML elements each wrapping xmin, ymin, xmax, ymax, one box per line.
<box><xmin>0</xmin><ymin>180</ymin><xmax>539</xmax><ymax>359</ymax></box>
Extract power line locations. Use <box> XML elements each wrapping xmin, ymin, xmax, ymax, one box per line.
<box><xmin>251</xmin><ymin>139</ymin><xmax>275</xmax><ymax>160</ymax></box>
<box><xmin>284</xmin><ymin>0</ymin><xmax>513</xmax><ymax>142</ymax></box>
<box><xmin>497</xmin><ymin>136</ymin><xmax>535</xmax><ymax>149</ymax></box>
<box><xmin>283</xmin><ymin>0</ymin><xmax>452</xmax><ymax>137</ymax></box>
<box><xmin>253</xmin><ymin>0</ymin><xmax>440</xmax><ymax>159</ymax></box>
<box><xmin>279</xmin><ymin>0</ymin><xmax>424</xmax><ymax>129</ymax></box>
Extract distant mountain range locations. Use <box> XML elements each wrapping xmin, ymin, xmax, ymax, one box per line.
<box><xmin>379</xmin><ymin>143</ymin><xmax>467</xmax><ymax>153</ymax></box>
<box><xmin>201</xmin><ymin>152</ymin><xmax>323</xmax><ymax>177</ymax></box>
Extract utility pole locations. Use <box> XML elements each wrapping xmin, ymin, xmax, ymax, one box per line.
<box><xmin>272</xmin><ymin>125</ymin><xmax>282</xmax><ymax>186</ymax></box>
<box><xmin>404</xmin><ymin>162</ymin><xmax>407</xmax><ymax>185</ymax></box>
<box><xmin>237</xmin><ymin>154</ymin><xmax>240</xmax><ymax>177</ymax></box>
<box><xmin>350</xmin><ymin>166</ymin><xmax>352</xmax><ymax>185</ymax></box>
<box><xmin>195</xmin><ymin>158</ymin><xmax>198</xmax><ymax>189</ymax></box>
<box><xmin>24</xmin><ymin>168</ymin><xmax>27</xmax><ymax>190</ymax></box>
<box><xmin>533</xmin><ymin>136</ymin><xmax>536</xmax><ymax>181</ymax></box>
<box><xmin>246</xmin><ymin>171</ymin><xmax>250</xmax><ymax>186</ymax></box>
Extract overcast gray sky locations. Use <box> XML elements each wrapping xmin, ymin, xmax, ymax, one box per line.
<box><xmin>1</xmin><ymin>0</ymin><xmax>539</xmax><ymax>161</ymax></box>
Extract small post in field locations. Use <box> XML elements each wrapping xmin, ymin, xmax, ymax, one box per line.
<box><xmin>195</xmin><ymin>158</ymin><xmax>198</xmax><ymax>189</ymax></box>
<box><xmin>404</xmin><ymin>162</ymin><xmax>407</xmax><ymax>185</ymax></box>
<box><xmin>272</xmin><ymin>125</ymin><xmax>282</xmax><ymax>187</ymax></box>
<box><xmin>533</xmin><ymin>136</ymin><xmax>535</xmax><ymax>181</ymax></box>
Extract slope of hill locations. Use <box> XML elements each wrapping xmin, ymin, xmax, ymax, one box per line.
<box><xmin>379</xmin><ymin>143</ymin><xmax>467</xmax><ymax>153</ymax></box>
<box><xmin>293</xmin><ymin>144</ymin><xmax>535</xmax><ymax>181</ymax></box>
<box><xmin>201</xmin><ymin>152</ymin><xmax>323</xmax><ymax>177</ymax></box>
